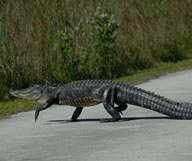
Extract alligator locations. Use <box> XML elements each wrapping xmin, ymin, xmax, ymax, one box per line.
<box><xmin>10</xmin><ymin>79</ymin><xmax>192</xmax><ymax>122</ymax></box>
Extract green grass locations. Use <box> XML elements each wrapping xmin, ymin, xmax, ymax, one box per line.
<box><xmin>0</xmin><ymin>99</ymin><xmax>37</xmax><ymax>119</ymax></box>
<box><xmin>115</xmin><ymin>58</ymin><xmax>192</xmax><ymax>84</ymax></box>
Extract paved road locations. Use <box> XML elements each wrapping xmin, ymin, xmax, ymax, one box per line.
<box><xmin>1</xmin><ymin>70</ymin><xmax>192</xmax><ymax>161</ymax></box>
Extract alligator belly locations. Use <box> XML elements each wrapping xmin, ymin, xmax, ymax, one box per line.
<box><xmin>59</xmin><ymin>97</ymin><xmax>102</xmax><ymax>107</ymax></box>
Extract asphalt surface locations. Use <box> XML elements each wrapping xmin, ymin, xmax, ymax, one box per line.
<box><xmin>1</xmin><ymin>70</ymin><xmax>192</xmax><ymax>161</ymax></box>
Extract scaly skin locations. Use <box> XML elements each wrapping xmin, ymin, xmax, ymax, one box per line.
<box><xmin>10</xmin><ymin>79</ymin><xmax>192</xmax><ymax>122</ymax></box>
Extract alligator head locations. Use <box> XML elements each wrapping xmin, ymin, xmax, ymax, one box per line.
<box><xmin>10</xmin><ymin>85</ymin><xmax>58</xmax><ymax>104</ymax></box>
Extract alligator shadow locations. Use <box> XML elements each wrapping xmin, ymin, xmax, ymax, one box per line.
<box><xmin>121</xmin><ymin>116</ymin><xmax>173</xmax><ymax>121</ymax></box>
<box><xmin>46</xmin><ymin>116</ymin><xmax>173</xmax><ymax>124</ymax></box>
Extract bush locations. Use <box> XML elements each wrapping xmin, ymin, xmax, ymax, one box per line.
<box><xmin>48</xmin><ymin>7</ymin><xmax>119</xmax><ymax>81</ymax></box>
<box><xmin>160</xmin><ymin>42</ymin><xmax>185</xmax><ymax>62</ymax></box>
<box><xmin>85</xmin><ymin>9</ymin><xmax>119</xmax><ymax>78</ymax></box>
<box><xmin>0</xmin><ymin>81</ymin><xmax>9</xmax><ymax>101</ymax></box>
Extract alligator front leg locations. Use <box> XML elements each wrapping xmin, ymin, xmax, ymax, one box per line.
<box><xmin>35</xmin><ymin>98</ymin><xmax>57</xmax><ymax>122</ymax></box>
<box><xmin>102</xmin><ymin>87</ymin><xmax>121</xmax><ymax>122</ymax></box>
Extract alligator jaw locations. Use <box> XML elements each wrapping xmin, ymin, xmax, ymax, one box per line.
<box><xmin>10</xmin><ymin>87</ymin><xmax>42</xmax><ymax>100</ymax></box>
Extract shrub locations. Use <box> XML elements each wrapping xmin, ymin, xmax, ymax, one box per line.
<box><xmin>160</xmin><ymin>42</ymin><xmax>185</xmax><ymax>62</ymax></box>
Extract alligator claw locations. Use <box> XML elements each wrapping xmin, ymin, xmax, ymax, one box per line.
<box><xmin>35</xmin><ymin>109</ymin><xmax>40</xmax><ymax>122</ymax></box>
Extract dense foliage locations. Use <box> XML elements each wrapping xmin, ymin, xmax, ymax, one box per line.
<box><xmin>0</xmin><ymin>0</ymin><xmax>192</xmax><ymax>100</ymax></box>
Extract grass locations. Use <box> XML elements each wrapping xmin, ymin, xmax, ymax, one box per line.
<box><xmin>0</xmin><ymin>99</ymin><xmax>37</xmax><ymax>119</ymax></box>
<box><xmin>115</xmin><ymin>58</ymin><xmax>192</xmax><ymax>84</ymax></box>
<box><xmin>1</xmin><ymin>58</ymin><xmax>192</xmax><ymax>119</ymax></box>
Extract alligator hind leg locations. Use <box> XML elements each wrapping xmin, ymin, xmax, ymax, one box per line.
<box><xmin>115</xmin><ymin>102</ymin><xmax>127</xmax><ymax>114</ymax></box>
<box><xmin>102</xmin><ymin>87</ymin><xmax>121</xmax><ymax>122</ymax></box>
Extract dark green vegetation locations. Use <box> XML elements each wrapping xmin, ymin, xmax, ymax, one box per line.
<box><xmin>1</xmin><ymin>0</ymin><xmax>192</xmax><ymax>104</ymax></box>
<box><xmin>116</xmin><ymin>59</ymin><xmax>192</xmax><ymax>85</ymax></box>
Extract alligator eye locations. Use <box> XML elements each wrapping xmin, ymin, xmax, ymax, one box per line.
<box><xmin>29</xmin><ymin>84</ymin><xmax>41</xmax><ymax>89</ymax></box>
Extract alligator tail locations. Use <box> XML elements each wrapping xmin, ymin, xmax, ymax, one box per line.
<box><xmin>146</xmin><ymin>101</ymin><xmax>192</xmax><ymax>119</ymax></box>
<box><xmin>173</xmin><ymin>102</ymin><xmax>192</xmax><ymax>119</ymax></box>
<box><xmin>123</xmin><ymin>86</ymin><xmax>192</xmax><ymax>119</ymax></box>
